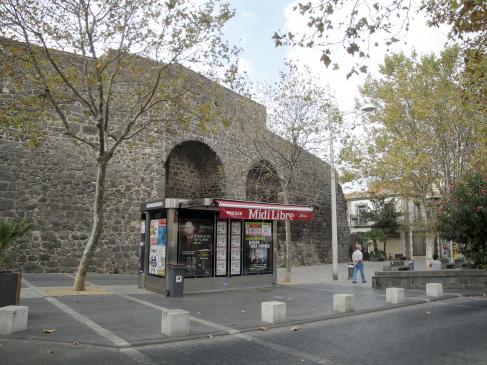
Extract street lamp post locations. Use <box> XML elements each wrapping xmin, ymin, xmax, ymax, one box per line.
<box><xmin>330</xmin><ymin>125</ymin><xmax>339</xmax><ymax>280</ymax></box>
<box><xmin>330</xmin><ymin>104</ymin><xmax>376</xmax><ymax>281</ymax></box>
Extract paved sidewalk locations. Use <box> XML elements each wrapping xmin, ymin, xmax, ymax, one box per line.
<box><xmin>2</xmin><ymin>261</ymin><xmax>476</xmax><ymax>348</ymax></box>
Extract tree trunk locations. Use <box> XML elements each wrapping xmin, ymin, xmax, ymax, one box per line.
<box><xmin>73</xmin><ymin>159</ymin><xmax>108</xmax><ymax>291</ymax></box>
<box><xmin>283</xmin><ymin>190</ymin><xmax>292</xmax><ymax>282</ymax></box>
<box><xmin>284</xmin><ymin>220</ymin><xmax>292</xmax><ymax>282</ymax></box>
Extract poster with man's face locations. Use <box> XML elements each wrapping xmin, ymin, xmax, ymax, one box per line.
<box><xmin>243</xmin><ymin>221</ymin><xmax>272</xmax><ymax>274</ymax></box>
<box><xmin>178</xmin><ymin>218</ymin><xmax>213</xmax><ymax>276</ymax></box>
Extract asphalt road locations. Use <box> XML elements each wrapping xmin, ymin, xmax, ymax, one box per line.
<box><xmin>2</xmin><ymin>295</ymin><xmax>486</xmax><ymax>365</ymax></box>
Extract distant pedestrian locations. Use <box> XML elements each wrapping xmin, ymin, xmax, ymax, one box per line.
<box><xmin>352</xmin><ymin>244</ymin><xmax>366</xmax><ymax>284</ymax></box>
<box><xmin>429</xmin><ymin>254</ymin><xmax>442</xmax><ymax>271</ymax></box>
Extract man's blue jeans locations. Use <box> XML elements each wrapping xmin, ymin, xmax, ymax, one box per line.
<box><xmin>352</xmin><ymin>261</ymin><xmax>366</xmax><ymax>283</ymax></box>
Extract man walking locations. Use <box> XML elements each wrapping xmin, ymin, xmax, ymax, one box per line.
<box><xmin>352</xmin><ymin>244</ymin><xmax>366</xmax><ymax>284</ymax></box>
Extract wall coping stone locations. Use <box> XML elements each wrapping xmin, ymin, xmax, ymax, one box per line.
<box><xmin>373</xmin><ymin>270</ymin><xmax>487</xmax><ymax>278</ymax></box>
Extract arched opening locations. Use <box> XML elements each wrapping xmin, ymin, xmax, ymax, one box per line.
<box><xmin>245</xmin><ymin>160</ymin><xmax>281</xmax><ymax>203</ymax></box>
<box><xmin>165</xmin><ymin>141</ymin><xmax>225</xmax><ymax>199</ymax></box>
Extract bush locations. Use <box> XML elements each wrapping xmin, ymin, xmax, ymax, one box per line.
<box><xmin>436</xmin><ymin>174</ymin><xmax>487</xmax><ymax>268</ymax></box>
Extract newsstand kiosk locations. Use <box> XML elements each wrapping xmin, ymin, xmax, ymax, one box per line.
<box><xmin>138</xmin><ymin>198</ymin><xmax>313</xmax><ymax>295</ymax></box>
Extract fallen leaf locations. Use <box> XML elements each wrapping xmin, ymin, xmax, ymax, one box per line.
<box><xmin>43</xmin><ymin>329</ymin><xmax>56</xmax><ymax>334</ymax></box>
<box><xmin>290</xmin><ymin>326</ymin><xmax>300</xmax><ymax>332</ymax></box>
<box><xmin>258</xmin><ymin>327</ymin><xmax>268</xmax><ymax>332</ymax></box>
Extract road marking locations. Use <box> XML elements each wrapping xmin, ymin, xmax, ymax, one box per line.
<box><xmin>22</xmin><ymin>278</ymin><xmax>158</xmax><ymax>365</ymax></box>
<box><xmin>117</xmin><ymin>293</ymin><xmax>235</xmax><ymax>333</ymax></box>
<box><xmin>120</xmin><ymin>293</ymin><xmax>334</xmax><ymax>364</ymax></box>
<box><xmin>233</xmin><ymin>332</ymin><xmax>333</xmax><ymax>364</ymax></box>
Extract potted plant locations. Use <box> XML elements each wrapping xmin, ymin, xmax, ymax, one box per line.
<box><xmin>0</xmin><ymin>218</ymin><xmax>32</xmax><ymax>307</ymax></box>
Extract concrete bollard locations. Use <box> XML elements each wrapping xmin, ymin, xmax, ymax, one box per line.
<box><xmin>0</xmin><ymin>306</ymin><xmax>28</xmax><ymax>334</ymax></box>
<box><xmin>386</xmin><ymin>288</ymin><xmax>405</xmax><ymax>304</ymax></box>
<box><xmin>261</xmin><ymin>301</ymin><xmax>286</xmax><ymax>324</ymax></box>
<box><xmin>161</xmin><ymin>308</ymin><xmax>190</xmax><ymax>336</ymax></box>
<box><xmin>333</xmin><ymin>294</ymin><xmax>354</xmax><ymax>313</ymax></box>
<box><xmin>426</xmin><ymin>283</ymin><xmax>443</xmax><ymax>297</ymax></box>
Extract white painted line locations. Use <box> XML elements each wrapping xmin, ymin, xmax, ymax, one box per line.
<box><xmin>118</xmin><ymin>294</ymin><xmax>233</xmax><ymax>333</ymax></box>
<box><xmin>120</xmin><ymin>294</ymin><xmax>332</xmax><ymax>364</ymax></box>
<box><xmin>22</xmin><ymin>278</ymin><xmax>158</xmax><ymax>365</ymax></box>
<box><xmin>234</xmin><ymin>332</ymin><xmax>332</xmax><ymax>364</ymax></box>
<box><xmin>120</xmin><ymin>348</ymin><xmax>159</xmax><ymax>365</ymax></box>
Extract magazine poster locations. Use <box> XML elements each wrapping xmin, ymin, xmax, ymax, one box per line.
<box><xmin>149</xmin><ymin>245</ymin><xmax>166</xmax><ymax>277</ymax></box>
<box><xmin>179</xmin><ymin>218</ymin><xmax>213</xmax><ymax>276</ymax></box>
<box><xmin>244</xmin><ymin>221</ymin><xmax>272</xmax><ymax>274</ymax></box>
<box><xmin>231</xmin><ymin>222</ymin><xmax>241</xmax><ymax>235</ymax></box>
<box><xmin>217</xmin><ymin>221</ymin><xmax>227</xmax><ymax>234</ymax></box>
<box><xmin>231</xmin><ymin>260</ymin><xmax>240</xmax><ymax>275</ymax></box>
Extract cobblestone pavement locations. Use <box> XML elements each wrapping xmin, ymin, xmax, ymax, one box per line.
<box><xmin>1</xmin><ymin>270</ymin><xmax>485</xmax><ymax>365</ymax></box>
<box><xmin>2</xmin><ymin>296</ymin><xmax>486</xmax><ymax>365</ymax></box>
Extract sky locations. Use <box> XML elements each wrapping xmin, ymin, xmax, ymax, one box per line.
<box><xmin>224</xmin><ymin>0</ymin><xmax>450</xmax><ymax>113</ymax></box>
<box><xmin>223</xmin><ymin>0</ymin><xmax>451</xmax><ymax>192</ymax></box>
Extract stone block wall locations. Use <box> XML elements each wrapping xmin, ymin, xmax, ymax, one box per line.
<box><xmin>0</xmin><ymin>39</ymin><xmax>351</xmax><ymax>273</ymax></box>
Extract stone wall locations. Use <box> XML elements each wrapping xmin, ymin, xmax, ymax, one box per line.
<box><xmin>0</xmin><ymin>39</ymin><xmax>351</xmax><ymax>273</ymax></box>
<box><xmin>372</xmin><ymin>270</ymin><xmax>487</xmax><ymax>290</ymax></box>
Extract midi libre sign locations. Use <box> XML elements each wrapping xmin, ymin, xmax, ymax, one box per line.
<box><xmin>215</xmin><ymin>200</ymin><xmax>313</xmax><ymax>221</ymax></box>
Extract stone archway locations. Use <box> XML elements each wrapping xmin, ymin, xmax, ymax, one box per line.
<box><xmin>165</xmin><ymin>141</ymin><xmax>225</xmax><ymax>199</ymax></box>
<box><xmin>245</xmin><ymin>160</ymin><xmax>281</xmax><ymax>203</ymax></box>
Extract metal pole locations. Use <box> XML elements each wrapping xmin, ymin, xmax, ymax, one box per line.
<box><xmin>330</xmin><ymin>127</ymin><xmax>338</xmax><ymax>280</ymax></box>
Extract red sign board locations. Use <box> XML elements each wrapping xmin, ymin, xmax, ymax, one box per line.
<box><xmin>215</xmin><ymin>200</ymin><xmax>313</xmax><ymax>221</ymax></box>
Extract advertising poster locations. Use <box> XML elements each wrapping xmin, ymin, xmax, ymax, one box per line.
<box><xmin>244</xmin><ymin>221</ymin><xmax>272</xmax><ymax>274</ymax></box>
<box><xmin>216</xmin><ymin>220</ymin><xmax>227</xmax><ymax>276</ymax></box>
<box><xmin>149</xmin><ymin>219</ymin><xmax>166</xmax><ymax>277</ymax></box>
<box><xmin>179</xmin><ymin>218</ymin><xmax>213</xmax><ymax>277</ymax></box>
<box><xmin>230</xmin><ymin>222</ymin><xmax>241</xmax><ymax>275</ymax></box>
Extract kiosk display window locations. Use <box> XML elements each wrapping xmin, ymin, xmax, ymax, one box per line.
<box><xmin>178</xmin><ymin>216</ymin><xmax>214</xmax><ymax>277</ymax></box>
<box><xmin>230</xmin><ymin>221</ymin><xmax>242</xmax><ymax>275</ymax></box>
<box><xmin>148</xmin><ymin>218</ymin><xmax>166</xmax><ymax>277</ymax></box>
<box><xmin>216</xmin><ymin>221</ymin><xmax>227</xmax><ymax>276</ymax></box>
<box><xmin>243</xmin><ymin>221</ymin><xmax>272</xmax><ymax>274</ymax></box>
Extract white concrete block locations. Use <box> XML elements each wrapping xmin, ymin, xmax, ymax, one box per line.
<box><xmin>261</xmin><ymin>301</ymin><xmax>286</xmax><ymax>324</ymax></box>
<box><xmin>333</xmin><ymin>294</ymin><xmax>354</xmax><ymax>313</ymax></box>
<box><xmin>161</xmin><ymin>308</ymin><xmax>190</xmax><ymax>336</ymax></box>
<box><xmin>386</xmin><ymin>288</ymin><xmax>405</xmax><ymax>304</ymax></box>
<box><xmin>426</xmin><ymin>283</ymin><xmax>443</xmax><ymax>297</ymax></box>
<box><xmin>0</xmin><ymin>306</ymin><xmax>28</xmax><ymax>334</ymax></box>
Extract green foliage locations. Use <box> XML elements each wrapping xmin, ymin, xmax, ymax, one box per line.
<box><xmin>362</xmin><ymin>197</ymin><xmax>402</xmax><ymax>256</ymax></box>
<box><xmin>0</xmin><ymin>218</ymin><xmax>32</xmax><ymax>271</ymax></box>
<box><xmin>340</xmin><ymin>47</ymin><xmax>485</xmax><ymax>202</ymax></box>
<box><xmin>363</xmin><ymin>197</ymin><xmax>402</xmax><ymax>236</ymax></box>
<box><xmin>274</xmin><ymin>0</ymin><xmax>486</xmax><ymax>80</ymax></box>
<box><xmin>436</xmin><ymin>173</ymin><xmax>487</xmax><ymax>268</ymax></box>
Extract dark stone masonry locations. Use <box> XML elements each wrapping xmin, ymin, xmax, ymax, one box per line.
<box><xmin>0</xmin><ymin>39</ymin><xmax>351</xmax><ymax>273</ymax></box>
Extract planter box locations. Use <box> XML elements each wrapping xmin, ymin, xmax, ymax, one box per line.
<box><xmin>0</xmin><ymin>272</ymin><xmax>22</xmax><ymax>307</ymax></box>
<box><xmin>372</xmin><ymin>269</ymin><xmax>487</xmax><ymax>290</ymax></box>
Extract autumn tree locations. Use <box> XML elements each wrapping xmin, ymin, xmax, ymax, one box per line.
<box><xmin>0</xmin><ymin>0</ymin><xmax>240</xmax><ymax>290</ymax></box>
<box><xmin>239</xmin><ymin>61</ymin><xmax>338</xmax><ymax>281</ymax></box>
<box><xmin>274</xmin><ymin>0</ymin><xmax>486</xmax><ymax>78</ymax></box>
<box><xmin>340</xmin><ymin>46</ymin><xmax>485</xmax><ymax>256</ymax></box>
